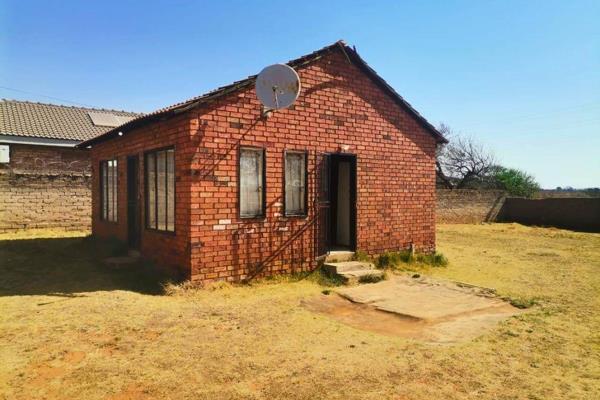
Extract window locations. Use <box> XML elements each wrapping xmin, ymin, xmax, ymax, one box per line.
<box><xmin>100</xmin><ymin>159</ymin><xmax>118</xmax><ymax>222</ymax></box>
<box><xmin>239</xmin><ymin>147</ymin><xmax>265</xmax><ymax>218</ymax></box>
<box><xmin>145</xmin><ymin>148</ymin><xmax>175</xmax><ymax>232</ymax></box>
<box><xmin>284</xmin><ymin>151</ymin><xmax>307</xmax><ymax>216</ymax></box>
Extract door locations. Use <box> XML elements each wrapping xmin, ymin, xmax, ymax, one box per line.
<box><xmin>316</xmin><ymin>153</ymin><xmax>331</xmax><ymax>256</ymax></box>
<box><xmin>127</xmin><ymin>155</ymin><xmax>141</xmax><ymax>249</ymax></box>
<box><xmin>328</xmin><ymin>154</ymin><xmax>357</xmax><ymax>250</ymax></box>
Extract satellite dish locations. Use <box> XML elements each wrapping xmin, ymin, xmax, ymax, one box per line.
<box><xmin>255</xmin><ymin>64</ymin><xmax>301</xmax><ymax>110</ymax></box>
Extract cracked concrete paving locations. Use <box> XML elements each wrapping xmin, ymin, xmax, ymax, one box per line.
<box><xmin>303</xmin><ymin>275</ymin><xmax>521</xmax><ymax>344</ymax></box>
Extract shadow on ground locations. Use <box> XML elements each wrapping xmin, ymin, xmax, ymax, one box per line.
<box><xmin>0</xmin><ymin>236</ymin><xmax>174</xmax><ymax>297</ymax></box>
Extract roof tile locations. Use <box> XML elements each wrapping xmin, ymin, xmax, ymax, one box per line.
<box><xmin>0</xmin><ymin>99</ymin><xmax>140</xmax><ymax>141</ymax></box>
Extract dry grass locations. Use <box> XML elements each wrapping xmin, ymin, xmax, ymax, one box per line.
<box><xmin>1</xmin><ymin>223</ymin><xmax>599</xmax><ymax>399</ymax></box>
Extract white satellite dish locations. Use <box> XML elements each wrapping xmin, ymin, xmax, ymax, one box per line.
<box><xmin>255</xmin><ymin>64</ymin><xmax>301</xmax><ymax>111</ymax></box>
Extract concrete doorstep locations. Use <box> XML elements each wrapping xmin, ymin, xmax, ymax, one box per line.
<box><xmin>322</xmin><ymin>260</ymin><xmax>385</xmax><ymax>285</ymax></box>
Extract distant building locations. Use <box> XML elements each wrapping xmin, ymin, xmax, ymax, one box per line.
<box><xmin>0</xmin><ymin>100</ymin><xmax>139</xmax><ymax>232</ymax></box>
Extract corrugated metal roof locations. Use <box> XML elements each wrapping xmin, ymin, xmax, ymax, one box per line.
<box><xmin>79</xmin><ymin>40</ymin><xmax>447</xmax><ymax>147</ymax></box>
<box><xmin>0</xmin><ymin>99</ymin><xmax>141</xmax><ymax>142</ymax></box>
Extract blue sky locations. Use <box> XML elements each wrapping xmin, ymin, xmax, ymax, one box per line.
<box><xmin>1</xmin><ymin>0</ymin><xmax>598</xmax><ymax>188</ymax></box>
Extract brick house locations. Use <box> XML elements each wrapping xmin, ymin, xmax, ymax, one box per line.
<box><xmin>79</xmin><ymin>41</ymin><xmax>447</xmax><ymax>283</ymax></box>
<box><xmin>0</xmin><ymin>100</ymin><xmax>138</xmax><ymax>233</ymax></box>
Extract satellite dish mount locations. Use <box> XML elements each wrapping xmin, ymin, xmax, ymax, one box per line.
<box><xmin>255</xmin><ymin>64</ymin><xmax>301</xmax><ymax>118</ymax></box>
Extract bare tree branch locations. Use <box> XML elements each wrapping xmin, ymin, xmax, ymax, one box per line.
<box><xmin>436</xmin><ymin>124</ymin><xmax>496</xmax><ymax>189</ymax></box>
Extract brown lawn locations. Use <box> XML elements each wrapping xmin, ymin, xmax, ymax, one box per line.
<box><xmin>0</xmin><ymin>224</ymin><xmax>599</xmax><ymax>399</ymax></box>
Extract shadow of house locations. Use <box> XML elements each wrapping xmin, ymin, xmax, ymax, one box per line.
<box><xmin>0</xmin><ymin>236</ymin><xmax>171</xmax><ymax>297</ymax></box>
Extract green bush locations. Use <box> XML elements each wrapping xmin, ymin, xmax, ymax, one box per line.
<box><xmin>493</xmin><ymin>166</ymin><xmax>540</xmax><ymax>197</ymax></box>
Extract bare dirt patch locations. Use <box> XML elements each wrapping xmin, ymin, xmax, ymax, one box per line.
<box><xmin>303</xmin><ymin>276</ymin><xmax>521</xmax><ymax>343</ymax></box>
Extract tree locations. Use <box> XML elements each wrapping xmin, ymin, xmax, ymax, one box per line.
<box><xmin>492</xmin><ymin>167</ymin><xmax>540</xmax><ymax>197</ymax></box>
<box><xmin>436</xmin><ymin>124</ymin><xmax>497</xmax><ymax>189</ymax></box>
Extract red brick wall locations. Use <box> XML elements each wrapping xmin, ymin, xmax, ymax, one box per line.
<box><xmin>187</xmin><ymin>51</ymin><xmax>437</xmax><ymax>282</ymax></box>
<box><xmin>89</xmin><ymin>115</ymin><xmax>192</xmax><ymax>276</ymax></box>
<box><xmin>89</xmin><ymin>48</ymin><xmax>438</xmax><ymax>283</ymax></box>
<box><xmin>0</xmin><ymin>144</ymin><xmax>91</xmax><ymax>233</ymax></box>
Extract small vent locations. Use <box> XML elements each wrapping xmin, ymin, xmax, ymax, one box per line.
<box><xmin>88</xmin><ymin>111</ymin><xmax>134</xmax><ymax>127</ymax></box>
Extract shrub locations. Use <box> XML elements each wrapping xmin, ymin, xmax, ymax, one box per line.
<box><xmin>492</xmin><ymin>166</ymin><xmax>540</xmax><ymax>197</ymax></box>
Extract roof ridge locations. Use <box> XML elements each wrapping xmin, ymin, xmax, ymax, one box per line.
<box><xmin>78</xmin><ymin>40</ymin><xmax>446</xmax><ymax>147</ymax></box>
<box><xmin>0</xmin><ymin>98</ymin><xmax>141</xmax><ymax>115</ymax></box>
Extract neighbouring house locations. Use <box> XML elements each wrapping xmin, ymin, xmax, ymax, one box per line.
<box><xmin>0</xmin><ymin>100</ymin><xmax>139</xmax><ymax>233</ymax></box>
<box><xmin>78</xmin><ymin>41</ymin><xmax>447</xmax><ymax>283</ymax></box>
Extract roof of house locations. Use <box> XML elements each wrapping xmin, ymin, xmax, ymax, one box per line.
<box><xmin>79</xmin><ymin>40</ymin><xmax>447</xmax><ymax>148</ymax></box>
<box><xmin>0</xmin><ymin>99</ymin><xmax>141</xmax><ymax>143</ymax></box>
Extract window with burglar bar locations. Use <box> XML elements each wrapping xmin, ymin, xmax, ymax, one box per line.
<box><xmin>100</xmin><ymin>159</ymin><xmax>118</xmax><ymax>222</ymax></box>
<box><xmin>145</xmin><ymin>148</ymin><xmax>175</xmax><ymax>232</ymax></box>
<box><xmin>284</xmin><ymin>151</ymin><xmax>307</xmax><ymax>216</ymax></box>
<box><xmin>239</xmin><ymin>147</ymin><xmax>265</xmax><ymax>218</ymax></box>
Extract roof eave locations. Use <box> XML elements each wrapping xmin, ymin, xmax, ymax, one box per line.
<box><xmin>78</xmin><ymin>40</ymin><xmax>447</xmax><ymax>147</ymax></box>
<box><xmin>339</xmin><ymin>45</ymin><xmax>447</xmax><ymax>144</ymax></box>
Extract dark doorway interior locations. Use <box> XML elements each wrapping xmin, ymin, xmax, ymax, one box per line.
<box><xmin>127</xmin><ymin>155</ymin><xmax>141</xmax><ymax>249</ymax></box>
<box><xmin>327</xmin><ymin>154</ymin><xmax>357</xmax><ymax>251</ymax></box>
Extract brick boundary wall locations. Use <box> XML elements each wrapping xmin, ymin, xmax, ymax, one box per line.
<box><xmin>497</xmin><ymin>198</ymin><xmax>600</xmax><ymax>232</ymax></box>
<box><xmin>0</xmin><ymin>144</ymin><xmax>91</xmax><ymax>233</ymax></box>
<box><xmin>436</xmin><ymin>189</ymin><xmax>506</xmax><ymax>224</ymax></box>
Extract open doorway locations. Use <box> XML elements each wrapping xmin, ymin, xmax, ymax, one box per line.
<box><xmin>328</xmin><ymin>154</ymin><xmax>357</xmax><ymax>251</ymax></box>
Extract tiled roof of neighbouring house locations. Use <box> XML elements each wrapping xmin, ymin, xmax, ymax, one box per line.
<box><xmin>0</xmin><ymin>99</ymin><xmax>141</xmax><ymax>142</ymax></box>
<box><xmin>79</xmin><ymin>40</ymin><xmax>447</xmax><ymax>147</ymax></box>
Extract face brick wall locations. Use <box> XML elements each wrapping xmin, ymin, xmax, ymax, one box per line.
<box><xmin>89</xmin><ymin>48</ymin><xmax>439</xmax><ymax>283</ymax></box>
<box><xmin>0</xmin><ymin>144</ymin><xmax>91</xmax><ymax>233</ymax></box>
<box><xmin>89</xmin><ymin>115</ymin><xmax>191</xmax><ymax>275</ymax></box>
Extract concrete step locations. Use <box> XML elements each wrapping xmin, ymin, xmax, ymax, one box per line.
<box><xmin>104</xmin><ymin>256</ymin><xmax>140</xmax><ymax>269</ymax></box>
<box><xmin>325</xmin><ymin>251</ymin><xmax>355</xmax><ymax>263</ymax></box>
<box><xmin>322</xmin><ymin>261</ymin><xmax>384</xmax><ymax>285</ymax></box>
<box><xmin>341</xmin><ymin>269</ymin><xmax>385</xmax><ymax>285</ymax></box>
<box><xmin>323</xmin><ymin>261</ymin><xmax>375</xmax><ymax>275</ymax></box>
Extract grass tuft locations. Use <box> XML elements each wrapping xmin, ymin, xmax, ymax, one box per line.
<box><xmin>507</xmin><ymin>296</ymin><xmax>540</xmax><ymax>309</ymax></box>
<box><xmin>374</xmin><ymin>250</ymin><xmax>448</xmax><ymax>269</ymax></box>
<box><xmin>352</xmin><ymin>250</ymin><xmax>372</xmax><ymax>262</ymax></box>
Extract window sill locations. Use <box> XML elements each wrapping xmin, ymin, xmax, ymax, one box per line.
<box><xmin>283</xmin><ymin>213</ymin><xmax>308</xmax><ymax>218</ymax></box>
<box><xmin>239</xmin><ymin>215</ymin><xmax>266</xmax><ymax>220</ymax></box>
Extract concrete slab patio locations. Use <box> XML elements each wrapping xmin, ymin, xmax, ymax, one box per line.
<box><xmin>303</xmin><ymin>275</ymin><xmax>521</xmax><ymax>344</ymax></box>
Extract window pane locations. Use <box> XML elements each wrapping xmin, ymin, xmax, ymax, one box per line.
<box><xmin>107</xmin><ymin>160</ymin><xmax>114</xmax><ymax>221</ymax></box>
<box><xmin>240</xmin><ymin>148</ymin><xmax>263</xmax><ymax>217</ymax></box>
<box><xmin>166</xmin><ymin>149</ymin><xmax>175</xmax><ymax>231</ymax></box>
<box><xmin>285</xmin><ymin>152</ymin><xmax>305</xmax><ymax>214</ymax></box>
<box><xmin>100</xmin><ymin>161</ymin><xmax>108</xmax><ymax>219</ymax></box>
<box><xmin>111</xmin><ymin>160</ymin><xmax>118</xmax><ymax>222</ymax></box>
<box><xmin>156</xmin><ymin>150</ymin><xmax>167</xmax><ymax>231</ymax></box>
<box><xmin>146</xmin><ymin>153</ymin><xmax>156</xmax><ymax>228</ymax></box>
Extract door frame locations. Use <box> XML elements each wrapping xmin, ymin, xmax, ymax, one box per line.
<box><xmin>327</xmin><ymin>153</ymin><xmax>357</xmax><ymax>251</ymax></box>
<box><xmin>126</xmin><ymin>155</ymin><xmax>141</xmax><ymax>249</ymax></box>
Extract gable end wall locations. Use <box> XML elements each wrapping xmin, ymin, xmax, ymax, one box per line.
<box><xmin>187</xmin><ymin>50</ymin><xmax>437</xmax><ymax>282</ymax></box>
<box><xmin>89</xmin><ymin>49</ymin><xmax>438</xmax><ymax>282</ymax></box>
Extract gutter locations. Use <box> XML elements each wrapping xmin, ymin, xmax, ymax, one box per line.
<box><xmin>0</xmin><ymin>134</ymin><xmax>82</xmax><ymax>148</ymax></box>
